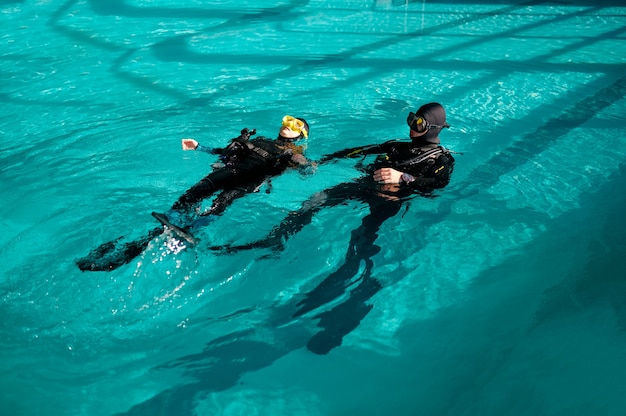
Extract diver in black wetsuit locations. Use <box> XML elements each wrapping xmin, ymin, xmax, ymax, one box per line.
<box><xmin>213</xmin><ymin>103</ymin><xmax>455</xmax><ymax>354</ymax></box>
<box><xmin>76</xmin><ymin>116</ymin><xmax>313</xmax><ymax>271</ymax></box>
<box><xmin>156</xmin><ymin>116</ymin><xmax>314</xmax><ymax>235</ymax></box>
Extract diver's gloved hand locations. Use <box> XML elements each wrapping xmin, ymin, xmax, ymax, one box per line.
<box><xmin>238</xmin><ymin>128</ymin><xmax>257</xmax><ymax>140</ymax></box>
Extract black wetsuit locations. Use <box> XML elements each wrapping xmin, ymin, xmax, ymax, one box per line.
<box><xmin>217</xmin><ymin>136</ymin><xmax>455</xmax><ymax>354</ymax></box>
<box><xmin>76</xmin><ymin>129</ymin><xmax>311</xmax><ymax>271</ymax></box>
<box><xmin>172</xmin><ymin>132</ymin><xmax>308</xmax><ymax>217</ymax></box>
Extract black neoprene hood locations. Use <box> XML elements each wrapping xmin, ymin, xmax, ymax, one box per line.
<box><xmin>416</xmin><ymin>102</ymin><xmax>447</xmax><ymax>143</ymax></box>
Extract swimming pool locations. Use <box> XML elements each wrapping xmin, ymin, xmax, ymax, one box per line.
<box><xmin>1</xmin><ymin>0</ymin><xmax>625</xmax><ymax>414</ymax></box>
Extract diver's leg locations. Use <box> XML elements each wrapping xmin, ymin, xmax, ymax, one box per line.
<box><xmin>76</xmin><ymin>226</ymin><xmax>163</xmax><ymax>272</ymax></box>
<box><xmin>205</xmin><ymin>187</ymin><xmax>249</xmax><ymax>216</ymax></box>
<box><xmin>162</xmin><ymin>169</ymin><xmax>238</xmax><ymax>228</ymax></box>
<box><xmin>153</xmin><ymin>187</ymin><xmax>252</xmax><ymax>244</ymax></box>
<box><xmin>190</xmin><ymin>187</ymin><xmax>249</xmax><ymax>228</ymax></box>
<box><xmin>211</xmin><ymin>182</ymin><xmax>355</xmax><ymax>253</ymax></box>
<box><xmin>170</xmin><ymin>169</ymin><xmax>234</xmax><ymax>211</ymax></box>
<box><xmin>76</xmin><ymin>170</ymin><xmax>237</xmax><ymax>272</ymax></box>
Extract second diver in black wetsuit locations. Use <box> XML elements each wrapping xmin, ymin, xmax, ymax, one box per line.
<box><xmin>76</xmin><ymin>116</ymin><xmax>314</xmax><ymax>272</ymax></box>
<box><xmin>212</xmin><ymin>103</ymin><xmax>456</xmax><ymax>354</ymax></box>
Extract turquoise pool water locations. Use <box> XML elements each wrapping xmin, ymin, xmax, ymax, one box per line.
<box><xmin>2</xmin><ymin>0</ymin><xmax>626</xmax><ymax>415</ymax></box>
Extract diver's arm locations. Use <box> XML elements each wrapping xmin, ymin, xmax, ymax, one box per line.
<box><xmin>198</xmin><ymin>145</ymin><xmax>223</xmax><ymax>155</ymax></box>
<box><xmin>374</xmin><ymin>153</ymin><xmax>455</xmax><ymax>189</ymax></box>
<box><xmin>399</xmin><ymin>153</ymin><xmax>455</xmax><ymax>190</ymax></box>
<box><xmin>282</xmin><ymin>144</ymin><xmax>317</xmax><ymax>175</ymax></box>
<box><xmin>291</xmin><ymin>153</ymin><xmax>318</xmax><ymax>175</ymax></box>
<box><xmin>373</xmin><ymin>165</ymin><xmax>440</xmax><ymax>190</ymax></box>
<box><xmin>181</xmin><ymin>138</ymin><xmax>223</xmax><ymax>155</ymax></box>
<box><xmin>319</xmin><ymin>141</ymin><xmax>395</xmax><ymax>164</ymax></box>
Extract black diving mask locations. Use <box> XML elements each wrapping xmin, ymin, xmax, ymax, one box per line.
<box><xmin>407</xmin><ymin>112</ymin><xmax>450</xmax><ymax>132</ymax></box>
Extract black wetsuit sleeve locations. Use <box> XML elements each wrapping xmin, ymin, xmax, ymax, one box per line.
<box><xmin>402</xmin><ymin>152</ymin><xmax>455</xmax><ymax>192</ymax></box>
<box><xmin>196</xmin><ymin>144</ymin><xmax>224</xmax><ymax>155</ymax></box>
<box><xmin>319</xmin><ymin>141</ymin><xmax>394</xmax><ymax>163</ymax></box>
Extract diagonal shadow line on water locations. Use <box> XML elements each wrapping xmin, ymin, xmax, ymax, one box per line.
<box><xmin>527</xmin><ymin>161</ymin><xmax>626</xmax><ymax>333</ymax></box>
<box><xmin>271</xmin><ymin>4</ymin><xmax>624</xmax><ymax>109</ymax></box>
<box><xmin>86</xmin><ymin>0</ymin><xmax>293</xmax><ymax>20</ymax></box>
<box><xmin>450</xmin><ymin>73</ymin><xmax>626</xmax><ymax>201</ymax></box>
<box><xmin>45</xmin><ymin>0</ymin><xmax>625</xmax><ymax>109</ymax></box>
<box><xmin>141</xmin><ymin>3</ymin><xmax>625</xmax><ymax>115</ymax></box>
<box><xmin>45</xmin><ymin>0</ymin><xmax>311</xmax><ymax>104</ymax></box>
<box><xmin>142</xmin><ymin>1</ymin><xmax>617</xmax><ymax>105</ymax></box>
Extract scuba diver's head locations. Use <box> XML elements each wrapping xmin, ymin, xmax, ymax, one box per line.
<box><xmin>279</xmin><ymin>115</ymin><xmax>309</xmax><ymax>141</ymax></box>
<box><xmin>407</xmin><ymin>102</ymin><xmax>449</xmax><ymax>144</ymax></box>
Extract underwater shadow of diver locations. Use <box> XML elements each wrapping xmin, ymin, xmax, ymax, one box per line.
<box><xmin>115</xmin><ymin>326</ymin><xmax>312</xmax><ymax>416</ymax></box>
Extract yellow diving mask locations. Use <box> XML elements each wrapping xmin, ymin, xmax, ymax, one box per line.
<box><xmin>282</xmin><ymin>115</ymin><xmax>308</xmax><ymax>138</ymax></box>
